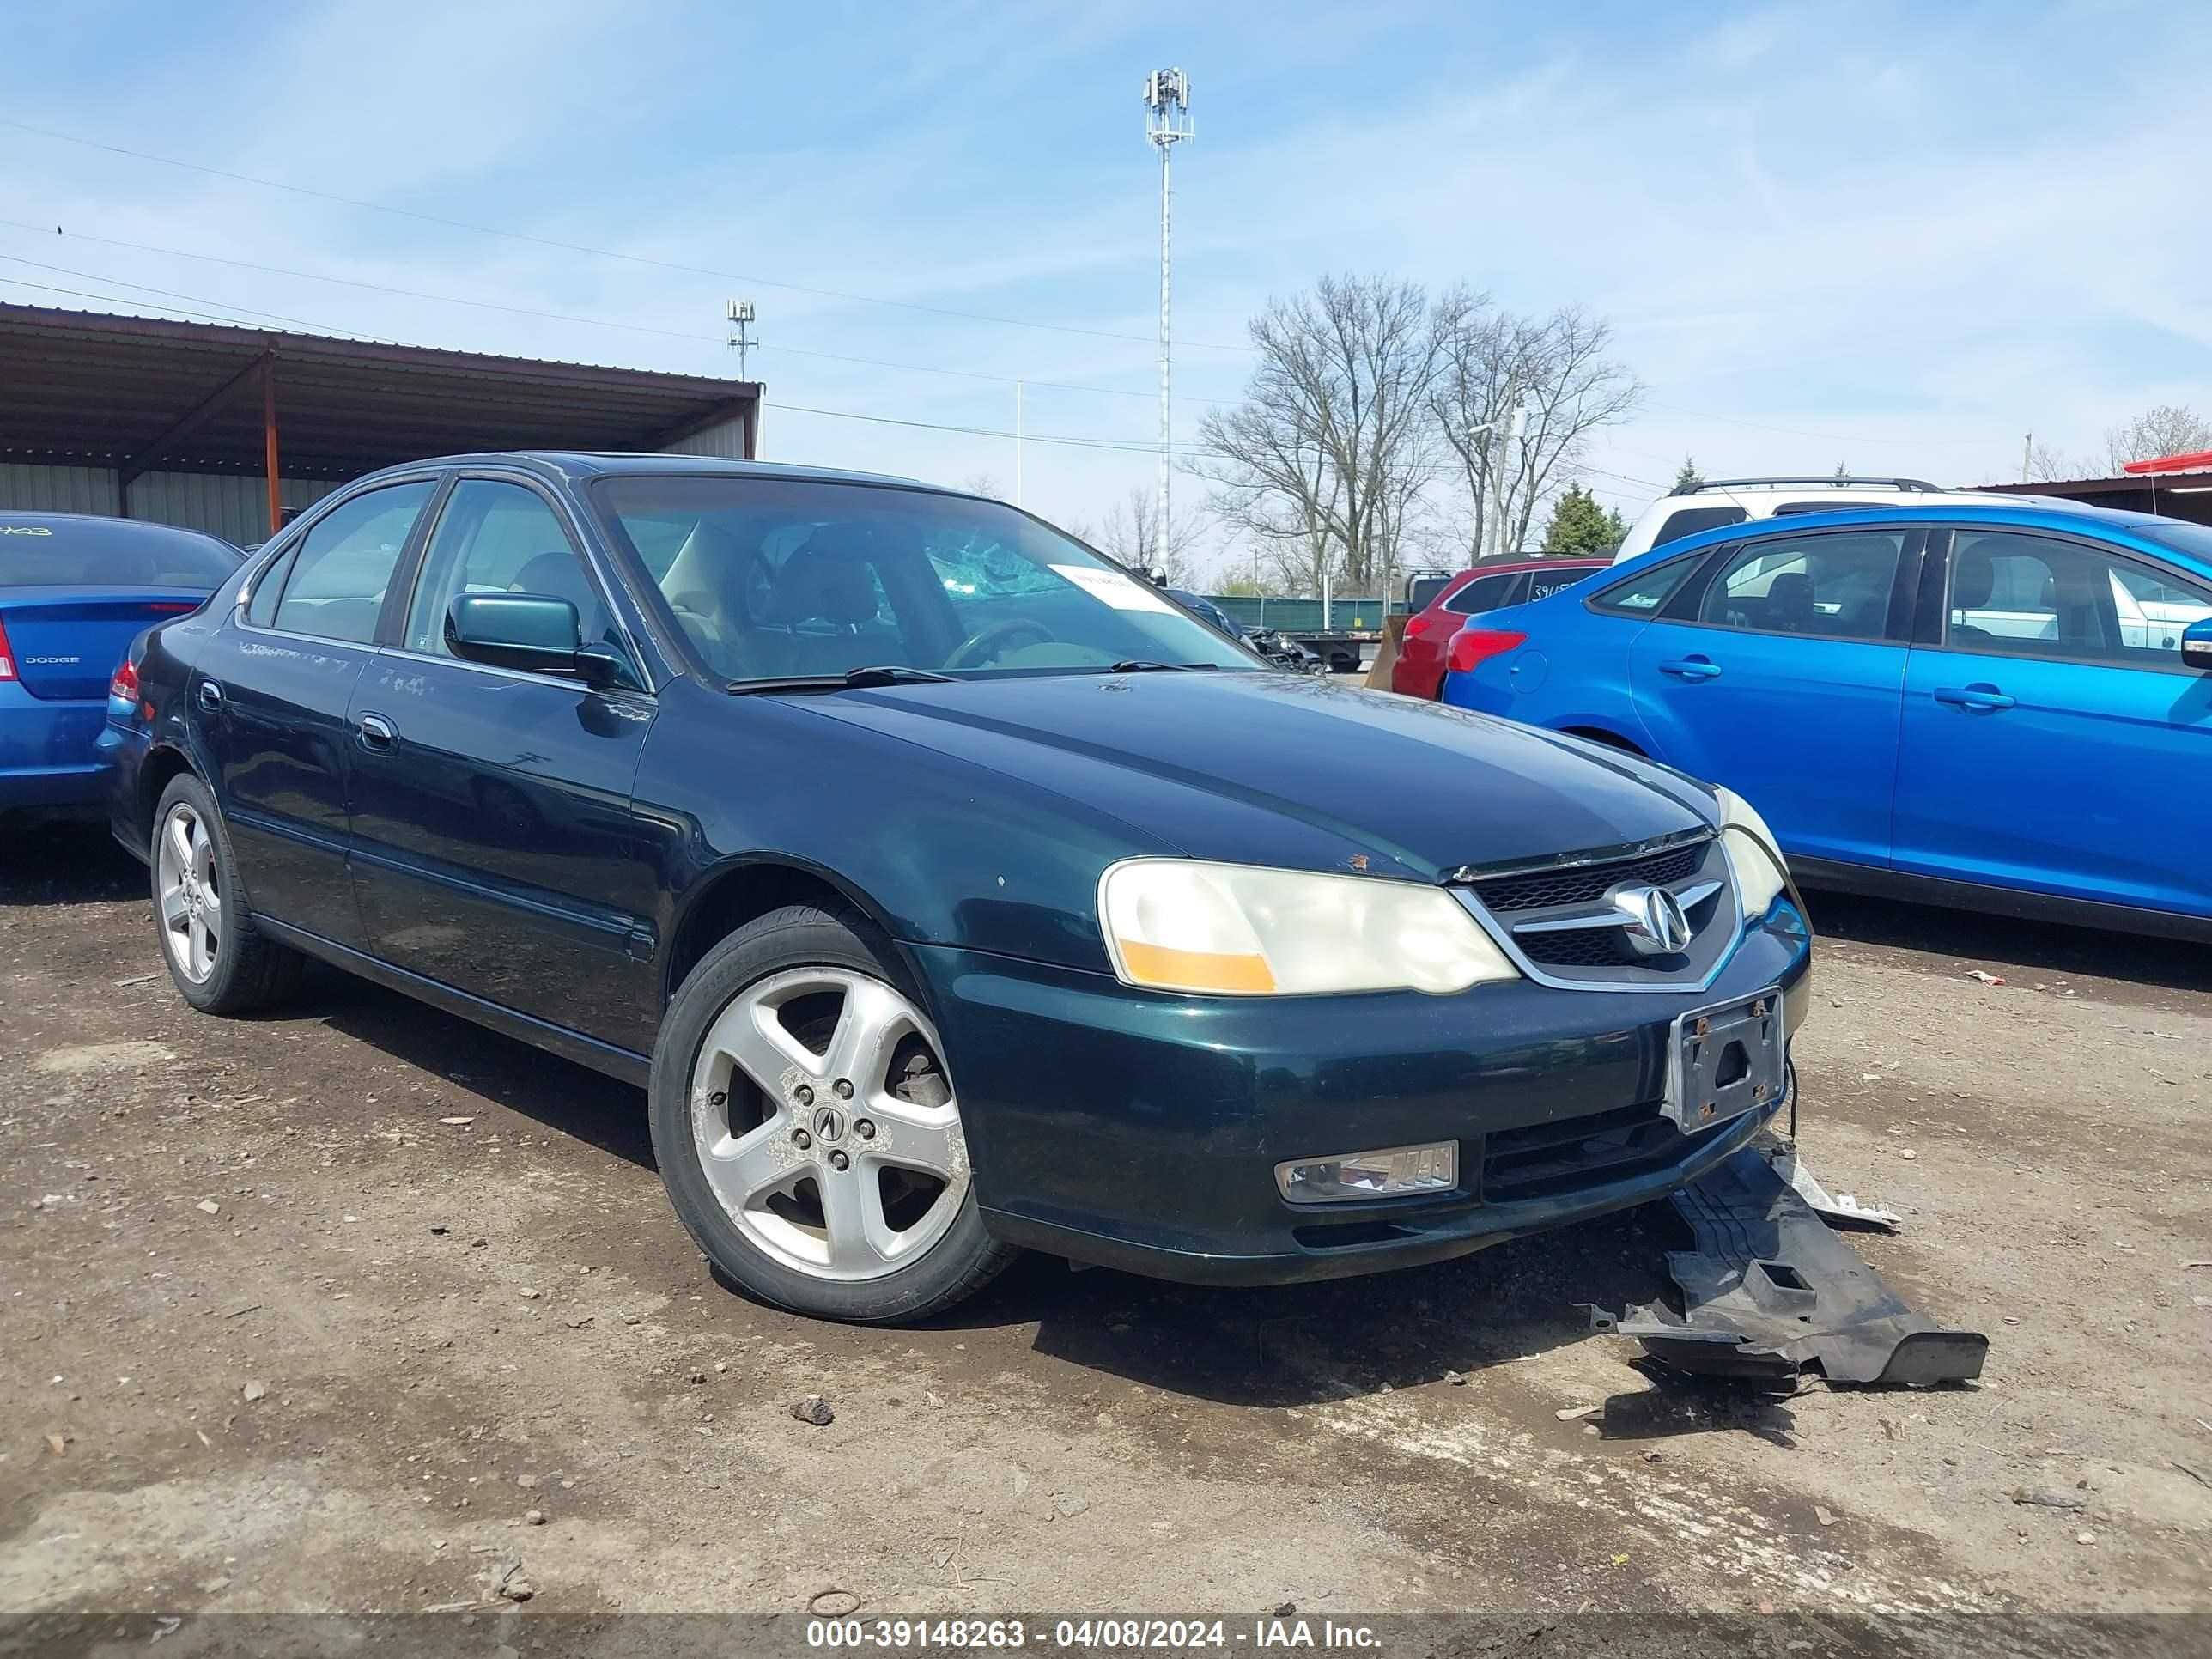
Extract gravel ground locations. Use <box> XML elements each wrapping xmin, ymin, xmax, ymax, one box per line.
<box><xmin>3</xmin><ymin>828</ymin><xmax>2208</xmax><ymax>1620</ymax></box>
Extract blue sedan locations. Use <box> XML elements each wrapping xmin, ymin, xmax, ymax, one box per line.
<box><xmin>2</xmin><ymin>512</ymin><xmax>240</xmax><ymax>826</ymax></box>
<box><xmin>1442</xmin><ymin>501</ymin><xmax>2212</xmax><ymax>939</ymax></box>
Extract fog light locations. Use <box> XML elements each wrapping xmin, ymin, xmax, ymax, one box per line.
<box><xmin>1275</xmin><ymin>1141</ymin><xmax>1458</xmax><ymax>1205</ymax></box>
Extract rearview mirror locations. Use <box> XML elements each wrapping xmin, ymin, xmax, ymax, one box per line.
<box><xmin>2184</xmin><ymin>618</ymin><xmax>2212</xmax><ymax>672</ymax></box>
<box><xmin>447</xmin><ymin>592</ymin><xmax>582</xmax><ymax>677</ymax></box>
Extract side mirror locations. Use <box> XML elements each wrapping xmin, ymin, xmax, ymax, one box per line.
<box><xmin>447</xmin><ymin>592</ymin><xmax>582</xmax><ymax>678</ymax></box>
<box><xmin>2184</xmin><ymin>617</ymin><xmax>2212</xmax><ymax>672</ymax></box>
<box><xmin>1146</xmin><ymin>566</ymin><xmax>1170</xmax><ymax>587</ymax></box>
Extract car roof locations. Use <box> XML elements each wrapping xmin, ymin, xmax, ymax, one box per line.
<box><xmin>1441</xmin><ymin>556</ymin><xmax>1610</xmax><ymax>581</ymax></box>
<box><xmin>1611</xmin><ymin>499</ymin><xmax>2209</xmax><ymax>574</ymax></box>
<box><xmin>351</xmin><ymin>450</ymin><xmax>938</xmax><ymax>494</ymax></box>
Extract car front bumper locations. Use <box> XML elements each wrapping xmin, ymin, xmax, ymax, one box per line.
<box><xmin>915</xmin><ymin>900</ymin><xmax>1813</xmax><ymax>1285</ymax></box>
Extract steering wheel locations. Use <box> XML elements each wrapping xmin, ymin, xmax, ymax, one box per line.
<box><xmin>945</xmin><ymin>617</ymin><xmax>1056</xmax><ymax>671</ymax></box>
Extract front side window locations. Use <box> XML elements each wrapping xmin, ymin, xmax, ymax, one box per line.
<box><xmin>405</xmin><ymin>480</ymin><xmax>611</xmax><ymax>658</ymax></box>
<box><xmin>1945</xmin><ymin>531</ymin><xmax>2212</xmax><ymax>667</ymax></box>
<box><xmin>270</xmin><ymin>481</ymin><xmax>435</xmax><ymax>643</ymax></box>
<box><xmin>1443</xmin><ymin>572</ymin><xmax>1519</xmax><ymax>616</ymax></box>
<box><xmin>1698</xmin><ymin>531</ymin><xmax>1906</xmax><ymax>640</ymax></box>
<box><xmin>593</xmin><ymin>477</ymin><xmax>1260</xmax><ymax>683</ymax></box>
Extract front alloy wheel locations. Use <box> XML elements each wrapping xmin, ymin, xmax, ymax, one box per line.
<box><xmin>648</xmin><ymin>903</ymin><xmax>1018</xmax><ymax>1322</ymax></box>
<box><xmin>691</xmin><ymin>966</ymin><xmax>967</xmax><ymax>1280</ymax></box>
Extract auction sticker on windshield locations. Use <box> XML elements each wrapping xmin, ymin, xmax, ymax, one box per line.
<box><xmin>1049</xmin><ymin>564</ymin><xmax>1179</xmax><ymax>613</ymax></box>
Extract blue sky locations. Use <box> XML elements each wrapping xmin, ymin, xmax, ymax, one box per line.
<box><xmin>4</xmin><ymin>0</ymin><xmax>2209</xmax><ymax>580</ymax></box>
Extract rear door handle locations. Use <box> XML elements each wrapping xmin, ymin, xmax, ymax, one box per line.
<box><xmin>1658</xmin><ymin>657</ymin><xmax>1722</xmax><ymax>681</ymax></box>
<box><xmin>356</xmin><ymin>713</ymin><xmax>398</xmax><ymax>752</ymax></box>
<box><xmin>1933</xmin><ymin>684</ymin><xmax>2014</xmax><ymax>712</ymax></box>
<box><xmin>195</xmin><ymin>681</ymin><xmax>223</xmax><ymax>712</ymax></box>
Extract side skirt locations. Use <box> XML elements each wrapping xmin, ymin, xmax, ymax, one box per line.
<box><xmin>255</xmin><ymin>915</ymin><xmax>653</xmax><ymax>1087</ymax></box>
<box><xmin>1792</xmin><ymin>856</ymin><xmax>2212</xmax><ymax>945</ymax></box>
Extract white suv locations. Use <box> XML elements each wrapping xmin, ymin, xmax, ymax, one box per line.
<box><xmin>1611</xmin><ymin>477</ymin><xmax>2039</xmax><ymax>563</ymax></box>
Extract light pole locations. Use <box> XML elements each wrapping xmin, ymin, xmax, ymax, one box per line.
<box><xmin>1143</xmin><ymin>69</ymin><xmax>1192</xmax><ymax>552</ymax></box>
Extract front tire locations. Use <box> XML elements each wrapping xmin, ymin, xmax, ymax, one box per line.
<box><xmin>150</xmin><ymin>774</ymin><xmax>301</xmax><ymax>1014</ymax></box>
<box><xmin>648</xmin><ymin>903</ymin><xmax>1018</xmax><ymax>1322</ymax></box>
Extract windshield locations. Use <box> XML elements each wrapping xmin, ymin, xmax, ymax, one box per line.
<box><xmin>2141</xmin><ymin>520</ymin><xmax>2212</xmax><ymax>568</ymax></box>
<box><xmin>0</xmin><ymin>518</ymin><xmax>240</xmax><ymax>587</ymax></box>
<box><xmin>594</xmin><ymin>477</ymin><xmax>1261</xmax><ymax>682</ymax></box>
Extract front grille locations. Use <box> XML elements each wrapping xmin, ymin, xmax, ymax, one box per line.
<box><xmin>1472</xmin><ymin>840</ymin><xmax>1705</xmax><ymax>915</ymax></box>
<box><xmin>1515</xmin><ymin>928</ymin><xmax>1640</xmax><ymax>969</ymax></box>
<box><xmin>1480</xmin><ymin>1102</ymin><xmax>1726</xmax><ymax>1204</ymax></box>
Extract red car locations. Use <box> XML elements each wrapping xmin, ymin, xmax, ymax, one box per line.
<box><xmin>1390</xmin><ymin>557</ymin><xmax>1609</xmax><ymax>698</ymax></box>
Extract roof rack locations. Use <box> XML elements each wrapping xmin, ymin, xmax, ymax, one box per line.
<box><xmin>1685</xmin><ymin>476</ymin><xmax>1942</xmax><ymax>495</ymax></box>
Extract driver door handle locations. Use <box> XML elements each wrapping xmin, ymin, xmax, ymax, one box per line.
<box><xmin>356</xmin><ymin>713</ymin><xmax>398</xmax><ymax>752</ymax></box>
<box><xmin>1933</xmin><ymin>684</ymin><xmax>2014</xmax><ymax>712</ymax></box>
<box><xmin>1658</xmin><ymin>657</ymin><xmax>1722</xmax><ymax>682</ymax></box>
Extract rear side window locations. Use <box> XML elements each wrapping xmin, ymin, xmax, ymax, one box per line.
<box><xmin>270</xmin><ymin>482</ymin><xmax>435</xmax><ymax>644</ymax></box>
<box><xmin>1591</xmin><ymin>554</ymin><xmax>1698</xmax><ymax>615</ymax></box>
<box><xmin>1699</xmin><ymin>531</ymin><xmax>1906</xmax><ymax>640</ymax></box>
<box><xmin>1443</xmin><ymin>572</ymin><xmax>1521</xmax><ymax>615</ymax></box>
<box><xmin>0</xmin><ymin>520</ymin><xmax>238</xmax><ymax>587</ymax></box>
<box><xmin>1650</xmin><ymin>505</ymin><xmax>1747</xmax><ymax>546</ymax></box>
<box><xmin>1526</xmin><ymin>564</ymin><xmax>1601</xmax><ymax>603</ymax></box>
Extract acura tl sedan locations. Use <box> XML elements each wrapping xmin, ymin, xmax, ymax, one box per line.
<box><xmin>106</xmin><ymin>453</ymin><xmax>1810</xmax><ymax>1322</ymax></box>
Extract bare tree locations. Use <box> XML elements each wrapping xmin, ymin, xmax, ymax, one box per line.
<box><xmin>2023</xmin><ymin>439</ymin><xmax>2088</xmax><ymax>483</ymax></box>
<box><xmin>1093</xmin><ymin>487</ymin><xmax>1202</xmax><ymax>586</ymax></box>
<box><xmin>957</xmin><ymin>472</ymin><xmax>1007</xmax><ymax>501</ymax></box>
<box><xmin>1188</xmin><ymin>274</ymin><xmax>1438</xmax><ymax>593</ymax></box>
<box><xmin>2104</xmin><ymin>404</ymin><xmax>2212</xmax><ymax>472</ymax></box>
<box><xmin>1427</xmin><ymin>293</ymin><xmax>1643</xmax><ymax>559</ymax></box>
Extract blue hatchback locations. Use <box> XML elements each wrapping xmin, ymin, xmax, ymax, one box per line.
<box><xmin>1442</xmin><ymin>502</ymin><xmax>2212</xmax><ymax>939</ymax></box>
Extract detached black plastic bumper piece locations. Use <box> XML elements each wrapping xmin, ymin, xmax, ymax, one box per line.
<box><xmin>1601</xmin><ymin>1146</ymin><xmax>1988</xmax><ymax>1385</ymax></box>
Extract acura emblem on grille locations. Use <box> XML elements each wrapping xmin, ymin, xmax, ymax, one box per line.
<box><xmin>1610</xmin><ymin>883</ymin><xmax>1692</xmax><ymax>957</ymax></box>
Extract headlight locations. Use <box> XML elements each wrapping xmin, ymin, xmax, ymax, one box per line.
<box><xmin>1715</xmin><ymin>787</ymin><xmax>1788</xmax><ymax>919</ymax></box>
<box><xmin>1097</xmin><ymin>859</ymin><xmax>1520</xmax><ymax>996</ymax></box>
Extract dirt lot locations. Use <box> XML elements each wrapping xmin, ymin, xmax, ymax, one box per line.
<box><xmin>3</xmin><ymin>828</ymin><xmax>2209</xmax><ymax>1622</ymax></box>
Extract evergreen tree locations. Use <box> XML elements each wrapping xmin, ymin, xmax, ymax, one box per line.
<box><xmin>1540</xmin><ymin>485</ymin><xmax>1627</xmax><ymax>556</ymax></box>
<box><xmin>1670</xmin><ymin>456</ymin><xmax>1703</xmax><ymax>494</ymax></box>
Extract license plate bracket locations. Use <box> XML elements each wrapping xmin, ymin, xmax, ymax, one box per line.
<box><xmin>1663</xmin><ymin>987</ymin><xmax>1785</xmax><ymax>1133</ymax></box>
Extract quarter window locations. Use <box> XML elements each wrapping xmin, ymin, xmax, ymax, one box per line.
<box><xmin>1591</xmin><ymin>554</ymin><xmax>1698</xmax><ymax>615</ymax></box>
<box><xmin>1650</xmin><ymin>505</ymin><xmax>1747</xmax><ymax>546</ymax></box>
<box><xmin>406</xmin><ymin>480</ymin><xmax>611</xmax><ymax>658</ymax></box>
<box><xmin>1945</xmin><ymin>531</ymin><xmax>2212</xmax><ymax>667</ymax></box>
<box><xmin>1443</xmin><ymin>572</ymin><xmax>1520</xmax><ymax>615</ymax></box>
<box><xmin>270</xmin><ymin>482</ymin><xmax>434</xmax><ymax>643</ymax></box>
<box><xmin>1698</xmin><ymin>531</ymin><xmax>1906</xmax><ymax>640</ymax></box>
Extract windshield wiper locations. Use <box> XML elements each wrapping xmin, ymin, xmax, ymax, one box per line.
<box><xmin>726</xmin><ymin>665</ymin><xmax>958</xmax><ymax>696</ymax></box>
<box><xmin>1105</xmin><ymin>659</ymin><xmax>1224</xmax><ymax>674</ymax></box>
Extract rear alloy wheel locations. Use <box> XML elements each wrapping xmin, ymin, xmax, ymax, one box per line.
<box><xmin>149</xmin><ymin>773</ymin><xmax>302</xmax><ymax>1015</ymax></box>
<box><xmin>156</xmin><ymin>799</ymin><xmax>222</xmax><ymax>986</ymax></box>
<box><xmin>649</xmin><ymin>905</ymin><xmax>1017</xmax><ymax>1322</ymax></box>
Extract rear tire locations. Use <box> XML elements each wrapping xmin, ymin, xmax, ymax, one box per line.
<box><xmin>648</xmin><ymin>902</ymin><xmax>1018</xmax><ymax>1323</ymax></box>
<box><xmin>150</xmin><ymin>774</ymin><xmax>302</xmax><ymax>1015</ymax></box>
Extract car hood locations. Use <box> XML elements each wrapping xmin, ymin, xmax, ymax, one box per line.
<box><xmin>794</xmin><ymin>671</ymin><xmax>1714</xmax><ymax>881</ymax></box>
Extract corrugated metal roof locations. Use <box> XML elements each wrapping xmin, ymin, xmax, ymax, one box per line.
<box><xmin>0</xmin><ymin>302</ymin><xmax>760</xmax><ymax>480</ymax></box>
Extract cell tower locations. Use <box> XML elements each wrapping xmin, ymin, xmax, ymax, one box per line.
<box><xmin>1143</xmin><ymin>68</ymin><xmax>1192</xmax><ymax>552</ymax></box>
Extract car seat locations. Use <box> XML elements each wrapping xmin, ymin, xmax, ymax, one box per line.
<box><xmin>1949</xmin><ymin>548</ymin><xmax>1996</xmax><ymax>638</ymax></box>
<box><xmin>1765</xmin><ymin>570</ymin><xmax>1818</xmax><ymax>633</ymax></box>
<box><xmin>508</xmin><ymin>551</ymin><xmax>604</xmax><ymax>643</ymax></box>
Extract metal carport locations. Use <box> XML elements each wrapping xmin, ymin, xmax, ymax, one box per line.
<box><xmin>0</xmin><ymin>303</ymin><xmax>760</xmax><ymax>544</ymax></box>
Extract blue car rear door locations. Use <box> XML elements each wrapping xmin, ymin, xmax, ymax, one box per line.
<box><xmin>1625</xmin><ymin>526</ymin><xmax>1921</xmax><ymax>870</ymax></box>
<box><xmin>1891</xmin><ymin>526</ymin><xmax>2212</xmax><ymax>921</ymax></box>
